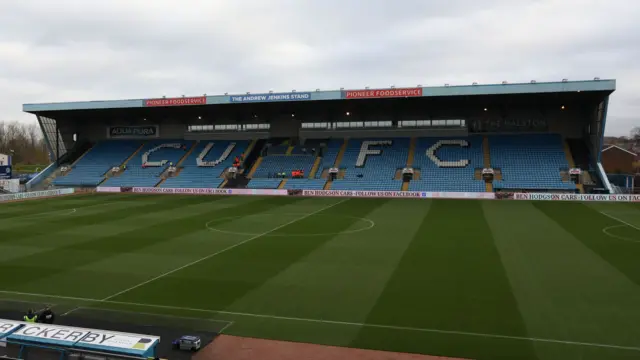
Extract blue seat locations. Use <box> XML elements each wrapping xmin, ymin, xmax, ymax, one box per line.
<box><xmin>330</xmin><ymin>138</ymin><xmax>408</xmax><ymax>191</ymax></box>
<box><xmin>247</xmin><ymin>179</ymin><xmax>283</xmax><ymax>189</ymax></box>
<box><xmin>284</xmin><ymin>179</ymin><xmax>327</xmax><ymax>190</ymax></box>
<box><xmin>409</xmin><ymin>136</ymin><xmax>485</xmax><ymax>192</ymax></box>
<box><xmin>102</xmin><ymin>140</ymin><xmax>192</xmax><ymax>188</ymax></box>
<box><xmin>161</xmin><ymin>140</ymin><xmax>249</xmax><ymax>188</ymax></box>
<box><xmin>53</xmin><ymin>140</ymin><xmax>142</xmax><ymax>187</ymax></box>
<box><xmin>489</xmin><ymin>134</ymin><xmax>576</xmax><ymax>191</ymax></box>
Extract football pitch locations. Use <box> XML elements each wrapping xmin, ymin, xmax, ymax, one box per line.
<box><xmin>1</xmin><ymin>193</ymin><xmax>640</xmax><ymax>359</ymax></box>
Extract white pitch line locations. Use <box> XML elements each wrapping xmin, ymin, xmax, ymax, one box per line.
<box><xmin>218</xmin><ymin>321</ymin><xmax>235</xmax><ymax>334</ymax></box>
<box><xmin>103</xmin><ymin>198</ymin><xmax>349</xmax><ymax>301</ymax></box>
<box><xmin>64</xmin><ymin>305</ymin><xmax>232</xmax><ymax>327</ymax></box>
<box><xmin>1</xmin><ymin>289</ymin><xmax>639</xmax><ymax>352</ymax></box>
<box><xmin>600</xmin><ymin>211</ymin><xmax>640</xmax><ymax>232</ymax></box>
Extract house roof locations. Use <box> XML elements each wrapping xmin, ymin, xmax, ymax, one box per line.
<box><xmin>602</xmin><ymin>144</ymin><xmax>638</xmax><ymax>156</ymax></box>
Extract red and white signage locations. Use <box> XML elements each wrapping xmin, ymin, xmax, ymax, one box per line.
<box><xmin>144</xmin><ymin>96</ymin><xmax>206</xmax><ymax>107</ymax></box>
<box><xmin>428</xmin><ymin>192</ymin><xmax>495</xmax><ymax>199</ymax></box>
<box><xmin>96</xmin><ymin>187</ymin><xmax>286</xmax><ymax>196</ymax></box>
<box><xmin>95</xmin><ymin>186</ymin><xmax>639</xmax><ymax>203</ymax></box>
<box><xmin>513</xmin><ymin>193</ymin><xmax>640</xmax><ymax>202</ymax></box>
<box><xmin>302</xmin><ymin>190</ymin><xmax>423</xmax><ymax>198</ymax></box>
<box><xmin>345</xmin><ymin>88</ymin><xmax>423</xmax><ymax>99</ymax></box>
<box><xmin>96</xmin><ymin>187</ymin><xmax>121</xmax><ymax>193</ymax></box>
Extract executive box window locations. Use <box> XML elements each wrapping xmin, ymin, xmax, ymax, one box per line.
<box><xmin>399</xmin><ymin>119</ymin><xmax>465</xmax><ymax>127</ymax></box>
<box><xmin>187</xmin><ymin>123</ymin><xmax>270</xmax><ymax>132</ymax></box>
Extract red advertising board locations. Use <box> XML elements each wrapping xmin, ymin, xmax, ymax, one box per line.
<box><xmin>144</xmin><ymin>96</ymin><xmax>207</xmax><ymax>107</ymax></box>
<box><xmin>345</xmin><ymin>88</ymin><xmax>423</xmax><ymax>99</ymax></box>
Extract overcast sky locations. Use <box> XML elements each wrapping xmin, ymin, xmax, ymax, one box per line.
<box><xmin>0</xmin><ymin>0</ymin><xmax>638</xmax><ymax>136</ymax></box>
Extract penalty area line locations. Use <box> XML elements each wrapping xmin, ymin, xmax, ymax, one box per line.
<box><xmin>1</xmin><ymin>290</ymin><xmax>639</xmax><ymax>352</ymax></box>
<box><xmin>600</xmin><ymin>211</ymin><xmax>640</xmax><ymax>232</ymax></box>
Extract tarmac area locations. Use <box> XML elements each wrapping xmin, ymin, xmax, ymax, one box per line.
<box><xmin>0</xmin><ymin>301</ymin><xmax>220</xmax><ymax>360</ymax></box>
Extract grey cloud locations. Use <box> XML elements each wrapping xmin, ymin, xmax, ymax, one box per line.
<box><xmin>0</xmin><ymin>0</ymin><xmax>638</xmax><ymax>136</ymax></box>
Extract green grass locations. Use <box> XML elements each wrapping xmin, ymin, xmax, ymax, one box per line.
<box><xmin>1</xmin><ymin>194</ymin><xmax>640</xmax><ymax>359</ymax></box>
<box><xmin>12</xmin><ymin>164</ymin><xmax>47</xmax><ymax>173</ymax></box>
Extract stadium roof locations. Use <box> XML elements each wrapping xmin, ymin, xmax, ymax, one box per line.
<box><xmin>23</xmin><ymin>79</ymin><xmax>615</xmax><ymax>113</ymax></box>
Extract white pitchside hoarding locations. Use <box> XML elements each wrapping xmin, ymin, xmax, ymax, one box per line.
<box><xmin>4</xmin><ymin>320</ymin><xmax>160</xmax><ymax>357</ymax></box>
<box><xmin>76</xmin><ymin>329</ymin><xmax>160</xmax><ymax>355</ymax></box>
<box><xmin>8</xmin><ymin>323</ymin><xmax>93</xmax><ymax>347</ymax></box>
<box><xmin>95</xmin><ymin>186</ymin><xmax>640</xmax><ymax>202</ymax></box>
<box><xmin>0</xmin><ymin>179</ymin><xmax>20</xmax><ymax>193</ymax></box>
<box><xmin>0</xmin><ymin>320</ymin><xmax>22</xmax><ymax>338</ymax></box>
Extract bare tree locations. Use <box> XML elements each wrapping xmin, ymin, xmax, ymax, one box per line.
<box><xmin>0</xmin><ymin>121</ymin><xmax>49</xmax><ymax>165</ymax></box>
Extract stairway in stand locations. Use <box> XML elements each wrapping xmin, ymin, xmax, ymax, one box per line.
<box><xmin>156</xmin><ymin>141</ymin><xmax>198</xmax><ymax>187</ymax></box>
<box><xmin>309</xmin><ymin>156</ymin><xmax>322</xmax><ymax>179</ymax></box>
<box><xmin>401</xmin><ymin>137</ymin><xmax>416</xmax><ymax>191</ymax></box>
<box><xmin>563</xmin><ymin>139</ymin><xmax>584</xmax><ymax>193</ymax></box>
<box><xmin>483</xmin><ymin>136</ymin><xmax>493</xmax><ymax>193</ymax></box>
<box><xmin>247</xmin><ymin>157</ymin><xmax>263</xmax><ymax>178</ymax></box>
<box><xmin>324</xmin><ymin>139</ymin><xmax>348</xmax><ymax>190</ymax></box>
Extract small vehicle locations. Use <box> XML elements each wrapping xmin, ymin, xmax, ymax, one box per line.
<box><xmin>172</xmin><ymin>335</ymin><xmax>201</xmax><ymax>352</ymax></box>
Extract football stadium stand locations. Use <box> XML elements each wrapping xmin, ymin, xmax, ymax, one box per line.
<box><xmin>24</xmin><ymin>80</ymin><xmax>616</xmax><ymax>195</ymax></box>
<box><xmin>49</xmin><ymin>135</ymin><xmax>581</xmax><ymax>192</ymax></box>
<box><xmin>101</xmin><ymin>140</ymin><xmax>192</xmax><ymax>188</ymax></box>
<box><xmin>330</xmin><ymin>138</ymin><xmax>408</xmax><ymax>191</ymax></box>
<box><xmin>490</xmin><ymin>134</ymin><xmax>577</xmax><ymax>191</ymax></box>
<box><xmin>247</xmin><ymin>179</ymin><xmax>283</xmax><ymax>189</ymax></box>
<box><xmin>161</xmin><ymin>140</ymin><xmax>249</xmax><ymax>188</ymax></box>
<box><xmin>52</xmin><ymin>140</ymin><xmax>142</xmax><ymax>187</ymax></box>
<box><xmin>251</xmin><ymin>153</ymin><xmax>316</xmax><ymax>178</ymax></box>
<box><xmin>314</xmin><ymin>139</ymin><xmax>344</xmax><ymax>179</ymax></box>
<box><xmin>283</xmin><ymin>179</ymin><xmax>327</xmax><ymax>190</ymax></box>
<box><xmin>409</xmin><ymin>137</ymin><xmax>485</xmax><ymax>192</ymax></box>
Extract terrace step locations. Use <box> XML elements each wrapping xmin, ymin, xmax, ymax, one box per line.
<box><xmin>333</xmin><ymin>139</ymin><xmax>348</xmax><ymax>167</ymax></box>
<box><xmin>247</xmin><ymin>157</ymin><xmax>263</xmax><ymax>178</ymax></box>
<box><xmin>309</xmin><ymin>156</ymin><xmax>322</xmax><ymax>178</ymax></box>
<box><xmin>406</xmin><ymin>137</ymin><xmax>417</xmax><ymax>167</ymax></box>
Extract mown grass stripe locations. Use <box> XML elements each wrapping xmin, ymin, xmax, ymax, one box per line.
<box><xmin>0</xmin><ymin>196</ymin><xmax>300</xmax><ymax>292</ymax></box>
<box><xmin>352</xmin><ymin>199</ymin><xmax>536</xmax><ymax>359</ymax></box>
<box><xmin>108</xmin><ymin>199</ymin><xmax>390</xmax><ymax>312</ymax></box>
<box><xmin>0</xmin><ymin>194</ymin><xmax>229</xmax><ymax>238</ymax></box>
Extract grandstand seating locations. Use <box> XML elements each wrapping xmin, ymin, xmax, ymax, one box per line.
<box><xmin>251</xmin><ymin>149</ymin><xmax>317</xmax><ymax>178</ymax></box>
<box><xmin>315</xmin><ymin>139</ymin><xmax>343</xmax><ymax>178</ymax></box>
<box><xmin>161</xmin><ymin>140</ymin><xmax>249</xmax><ymax>188</ymax></box>
<box><xmin>50</xmin><ymin>134</ymin><xmax>578</xmax><ymax>193</ymax></box>
<box><xmin>52</xmin><ymin>140</ymin><xmax>141</xmax><ymax>187</ymax></box>
<box><xmin>247</xmin><ymin>179</ymin><xmax>283</xmax><ymax>189</ymax></box>
<box><xmin>409</xmin><ymin>137</ymin><xmax>485</xmax><ymax>192</ymax></box>
<box><xmin>490</xmin><ymin>134</ymin><xmax>576</xmax><ymax>191</ymax></box>
<box><xmin>102</xmin><ymin>140</ymin><xmax>191</xmax><ymax>188</ymax></box>
<box><xmin>330</xmin><ymin>138</ymin><xmax>408</xmax><ymax>191</ymax></box>
<box><xmin>283</xmin><ymin>179</ymin><xmax>327</xmax><ymax>190</ymax></box>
